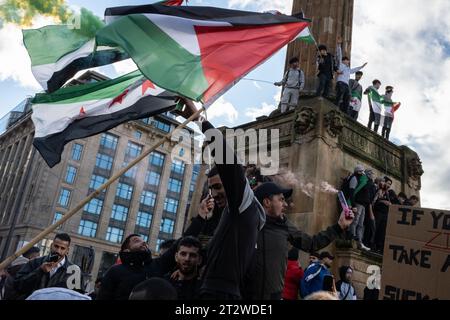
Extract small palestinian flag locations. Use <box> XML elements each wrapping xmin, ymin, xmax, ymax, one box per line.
<box><xmin>99</xmin><ymin>4</ymin><xmax>309</xmax><ymax>104</ymax></box>
<box><xmin>296</xmin><ymin>26</ymin><xmax>315</xmax><ymax>44</ymax></box>
<box><xmin>350</xmin><ymin>90</ymin><xmax>362</xmax><ymax>112</ymax></box>
<box><xmin>32</xmin><ymin>70</ymin><xmax>176</xmax><ymax>167</ymax></box>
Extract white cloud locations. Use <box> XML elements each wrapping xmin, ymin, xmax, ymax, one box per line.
<box><xmin>0</xmin><ymin>15</ymin><xmax>58</xmax><ymax>90</ymax></box>
<box><xmin>228</xmin><ymin>0</ymin><xmax>293</xmax><ymax>14</ymax></box>
<box><xmin>245</xmin><ymin>102</ymin><xmax>276</xmax><ymax>120</ymax></box>
<box><xmin>352</xmin><ymin>0</ymin><xmax>450</xmax><ymax>209</ymax></box>
<box><xmin>206</xmin><ymin>96</ymin><xmax>239</xmax><ymax>124</ymax></box>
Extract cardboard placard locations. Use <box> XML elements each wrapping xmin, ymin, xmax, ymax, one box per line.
<box><xmin>380</xmin><ymin>206</ymin><xmax>450</xmax><ymax>300</ymax></box>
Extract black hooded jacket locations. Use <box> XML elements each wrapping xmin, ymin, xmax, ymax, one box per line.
<box><xmin>97</xmin><ymin>245</ymin><xmax>177</xmax><ymax>300</ymax></box>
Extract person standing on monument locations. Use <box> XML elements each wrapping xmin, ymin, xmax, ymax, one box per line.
<box><xmin>381</xmin><ymin>86</ymin><xmax>401</xmax><ymax>140</ymax></box>
<box><xmin>335</xmin><ymin>37</ymin><xmax>368</xmax><ymax>115</ymax></box>
<box><xmin>349</xmin><ymin>71</ymin><xmax>364</xmax><ymax>121</ymax></box>
<box><xmin>316</xmin><ymin>45</ymin><xmax>335</xmax><ymax>98</ymax></box>
<box><xmin>275</xmin><ymin>57</ymin><xmax>305</xmax><ymax>113</ymax></box>
<box><xmin>364</xmin><ymin>80</ymin><xmax>382</xmax><ymax>133</ymax></box>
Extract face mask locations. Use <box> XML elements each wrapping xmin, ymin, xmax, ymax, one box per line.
<box><xmin>120</xmin><ymin>250</ymin><xmax>151</xmax><ymax>266</ymax></box>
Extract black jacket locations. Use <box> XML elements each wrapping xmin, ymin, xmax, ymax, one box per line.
<box><xmin>13</xmin><ymin>255</ymin><xmax>77</xmax><ymax>300</ymax></box>
<box><xmin>318</xmin><ymin>53</ymin><xmax>335</xmax><ymax>78</ymax></box>
<box><xmin>199</xmin><ymin>121</ymin><xmax>265</xmax><ymax>299</ymax></box>
<box><xmin>97</xmin><ymin>247</ymin><xmax>177</xmax><ymax>300</ymax></box>
<box><xmin>246</xmin><ymin>216</ymin><xmax>344</xmax><ymax>300</ymax></box>
<box><xmin>184</xmin><ymin>205</ymin><xmax>222</xmax><ymax>248</ymax></box>
<box><xmin>164</xmin><ymin>273</ymin><xmax>201</xmax><ymax>300</ymax></box>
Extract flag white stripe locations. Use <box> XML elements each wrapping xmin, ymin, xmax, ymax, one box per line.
<box><xmin>31</xmin><ymin>40</ymin><xmax>118</xmax><ymax>90</ymax></box>
<box><xmin>32</xmin><ymin>83</ymin><xmax>165</xmax><ymax>138</ymax></box>
<box><xmin>143</xmin><ymin>14</ymin><xmax>231</xmax><ymax>56</ymax></box>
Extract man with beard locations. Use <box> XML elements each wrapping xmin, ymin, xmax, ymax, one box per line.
<box><xmin>14</xmin><ymin>233</ymin><xmax>79</xmax><ymax>299</ymax></box>
<box><xmin>245</xmin><ymin>182</ymin><xmax>353</xmax><ymax>300</ymax></box>
<box><xmin>179</xmin><ymin>100</ymin><xmax>265</xmax><ymax>300</ymax></box>
<box><xmin>165</xmin><ymin>236</ymin><xmax>202</xmax><ymax>300</ymax></box>
<box><xmin>97</xmin><ymin>234</ymin><xmax>177</xmax><ymax>300</ymax></box>
<box><xmin>373</xmin><ymin>176</ymin><xmax>400</xmax><ymax>254</ymax></box>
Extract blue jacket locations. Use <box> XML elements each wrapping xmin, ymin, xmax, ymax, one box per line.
<box><xmin>300</xmin><ymin>262</ymin><xmax>331</xmax><ymax>298</ymax></box>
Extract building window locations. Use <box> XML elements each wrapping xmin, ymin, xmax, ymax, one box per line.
<box><xmin>65</xmin><ymin>165</ymin><xmax>77</xmax><ymax>184</ymax></box>
<box><xmin>126</xmin><ymin>141</ymin><xmax>142</xmax><ymax>158</ymax></box>
<box><xmin>136</xmin><ymin>211</ymin><xmax>153</xmax><ymax>228</ymax></box>
<box><xmin>145</xmin><ymin>171</ymin><xmax>161</xmax><ymax>186</ymax></box>
<box><xmin>71</xmin><ymin>143</ymin><xmax>83</xmax><ymax>161</ymax></box>
<box><xmin>100</xmin><ymin>133</ymin><xmax>118</xmax><ymax>150</ymax></box>
<box><xmin>122</xmin><ymin>162</ymin><xmax>137</xmax><ymax>178</ymax></box>
<box><xmin>179</xmin><ymin>148</ymin><xmax>185</xmax><ymax>157</ymax></box>
<box><xmin>57</xmin><ymin>188</ymin><xmax>71</xmax><ymax>207</ymax></box>
<box><xmin>140</xmin><ymin>191</ymin><xmax>156</xmax><ymax>207</ymax></box>
<box><xmin>106</xmin><ymin>227</ymin><xmax>124</xmax><ymax>243</ymax></box>
<box><xmin>84</xmin><ymin>198</ymin><xmax>103</xmax><ymax>215</ymax></box>
<box><xmin>116</xmin><ymin>183</ymin><xmax>133</xmax><ymax>200</ymax></box>
<box><xmin>139</xmin><ymin>234</ymin><xmax>149</xmax><ymax>242</ymax></box>
<box><xmin>160</xmin><ymin>218</ymin><xmax>175</xmax><ymax>234</ymax></box>
<box><xmin>134</xmin><ymin>131</ymin><xmax>142</xmax><ymax>139</ymax></box>
<box><xmin>140</xmin><ymin>117</ymin><xmax>150</xmax><ymax>125</ymax></box>
<box><xmin>78</xmin><ymin>220</ymin><xmax>97</xmax><ymax>238</ymax></box>
<box><xmin>95</xmin><ymin>153</ymin><xmax>114</xmax><ymax>170</ymax></box>
<box><xmin>90</xmin><ymin>174</ymin><xmax>107</xmax><ymax>192</ymax></box>
<box><xmin>171</xmin><ymin>159</ymin><xmax>185</xmax><ymax>174</ymax></box>
<box><xmin>153</xmin><ymin>119</ymin><xmax>171</xmax><ymax>133</ymax></box>
<box><xmin>164</xmin><ymin>197</ymin><xmax>179</xmax><ymax>214</ymax></box>
<box><xmin>168</xmin><ymin>178</ymin><xmax>182</xmax><ymax>194</ymax></box>
<box><xmin>111</xmin><ymin>204</ymin><xmax>129</xmax><ymax>222</ymax></box>
<box><xmin>150</xmin><ymin>152</ymin><xmax>165</xmax><ymax>167</ymax></box>
<box><xmin>53</xmin><ymin>212</ymin><xmax>63</xmax><ymax>224</ymax></box>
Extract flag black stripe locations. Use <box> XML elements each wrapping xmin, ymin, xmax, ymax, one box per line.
<box><xmin>33</xmin><ymin>92</ymin><xmax>176</xmax><ymax>168</ymax></box>
<box><xmin>104</xmin><ymin>4</ymin><xmax>307</xmax><ymax>26</ymax></box>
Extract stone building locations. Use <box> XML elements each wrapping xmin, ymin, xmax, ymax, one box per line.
<box><xmin>0</xmin><ymin>71</ymin><xmax>199</xmax><ymax>283</ymax></box>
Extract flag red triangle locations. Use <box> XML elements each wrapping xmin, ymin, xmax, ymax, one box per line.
<box><xmin>142</xmin><ymin>80</ymin><xmax>155</xmax><ymax>95</ymax></box>
<box><xmin>195</xmin><ymin>22</ymin><xmax>308</xmax><ymax>102</ymax></box>
<box><xmin>109</xmin><ymin>89</ymin><xmax>129</xmax><ymax>108</ymax></box>
<box><xmin>79</xmin><ymin>107</ymin><xmax>86</xmax><ymax>116</ymax></box>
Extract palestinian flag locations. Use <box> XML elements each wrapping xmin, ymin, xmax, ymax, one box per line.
<box><xmin>296</xmin><ymin>26</ymin><xmax>315</xmax><ymax>44</ymax></box>
<box><xmin>99</xmin><ymin>4</ymin><xmax>309</xmax><ymax>104</ymax></box>
<box><xmin>367</xmin><ymin>87</ymin><xmax>385</xmax><ymax>115</ymax></box>
<box><xmin>32</xmin><ymin>70</ymin><xmax>176</xmax><ymax>167</ymax></box>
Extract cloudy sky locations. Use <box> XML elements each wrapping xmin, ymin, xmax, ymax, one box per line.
<box><xmin>0</xmin><ymin>0</ymin><xmax>449</xmax><ymax>209</ymax></box>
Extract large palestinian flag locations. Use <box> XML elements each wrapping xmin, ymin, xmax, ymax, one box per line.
<box><xmin>32</xmin><ymin>70</ymin><xmax>176</xmax><ymax>167</ymax></box>
<box><xmin>99</xmin><ymin>4</ymin><xmax>309</xmax><ymax>104</ymax></box>
<box><xmin>367</xmin><ymin>87</ymin><xmax>385</xmax><ymax>115</ymax></box>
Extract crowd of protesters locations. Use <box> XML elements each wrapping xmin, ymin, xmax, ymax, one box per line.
<box><xmin>0</xmin><ymin>101</ymin><xmax>419</xmax><ymax>301</ymax></box>
<box><xmin>276</xmin><ymin>37</ymin><xmax>401</xmax><ymax>141</ymax></box>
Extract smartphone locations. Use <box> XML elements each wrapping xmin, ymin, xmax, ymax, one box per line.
<box><xmin>322</xmin><ymin>275</ymin><xmax>335</xmax><ymax>292</ymax></box>
<box><xmin>48</xmin><ymin>253</ymin><xmax>60</xmax><ymax>263</ymax></box>
<box><xmin>338</xmin><ymin>191</ymin><xmax>352</xmax><ymax>220</ymax></box>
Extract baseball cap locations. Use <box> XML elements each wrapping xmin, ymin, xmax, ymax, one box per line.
<box><xmin>254</xmin><ymin>182</ymin><xmax>293</xmax><ymax>204</ymax></box>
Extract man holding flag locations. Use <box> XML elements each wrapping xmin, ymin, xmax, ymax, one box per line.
<box><xmin>348</xmin><ymin>71</ymin><xmax>364</xmax><ymax>121</ymax></box>
<box><xmin>382</xmin><ymin>86</ymin><xmax>401</xmax><ymax>140</ymax></box>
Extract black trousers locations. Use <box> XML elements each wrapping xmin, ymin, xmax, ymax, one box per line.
<box><xmin>335</xmin><ymin>81</ymin><xmax>350</xmax><ymax>114</ymax></box>
<box><xmin>349</xmin><ymin>110</ymin><xmax>359</xmax><ymax>121</ymax></box>
<box><xmin>368</xmin><ymin>106</ymin><xmax>375</xmax><ymax>129</ymax></box>
<box><xmin>374</xmin><ymin>211</ymin><xmax>388</xmax><ymax>252</ymax></box>
<box><xmin>316</xmin><ymin>74</ymin><xmax>332</xmax><ymax>97</ymax></box>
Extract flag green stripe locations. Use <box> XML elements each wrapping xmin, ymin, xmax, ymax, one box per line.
<box><xmin>23</xmin><ymin>26</ymin><xmax>91</xmax><ymax>66</ymax></box>
<box><xmin>368</xmin><ymin>87</ymin><xmax>383</xmax><ymax>103</ymax></box>
<box><xmin>96</xmin><ymin>14</ymin><xmax>209</xmax><ymax>101</ymax></box>
<box><xmin>32</xmin><ymin>70</ymin><xmax>143</xmax><ymax>104</ymax></box>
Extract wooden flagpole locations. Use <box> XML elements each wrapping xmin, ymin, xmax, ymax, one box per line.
<box><xmin>0</xmin><ymin>107</ymin><xmax>205</xmax><ymax>270</ymax></box>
